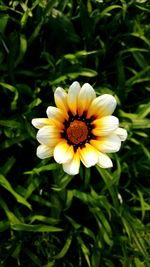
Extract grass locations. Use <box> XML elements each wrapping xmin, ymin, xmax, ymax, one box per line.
<box><xmin>0</xmin><ymin>0</ymin><xmax>150</xmax><ymax>266</ymax></box>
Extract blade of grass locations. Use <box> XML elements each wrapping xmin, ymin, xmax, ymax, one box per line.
<box><xmin>0</xmin><ymin>174</ymin><xmax>31</xmax><ymax>209</ymax></box>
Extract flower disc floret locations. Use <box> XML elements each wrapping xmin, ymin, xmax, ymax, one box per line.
<box><xmin>66</xmin><ymin>120</ymin><xmax>88</xmax><ymax>145</ymax></box>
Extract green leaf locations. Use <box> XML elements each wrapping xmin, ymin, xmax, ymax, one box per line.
<box><xmin>130</xmin><ymin>33</ymin><xmax>150</xmax><ymax>47</ymax></box>
<box><xmin>24</xmin><ymin>98</ymin><xmax>42</xmax><ymax>114</ymax></box>
<box><xmin>0</xmin><ymin>119</ymin><xmax>21</xmax><ymax>128</ymax></box>
<box><xmin>132</xmin><ymin>51</ymin><xmax>148</xmax><ymax>69</ymax></box>
<box><xmin>136</xmin><ymin>102</ymin><xmax>150</xmax><ymax>118</ymax></box>
<box><xmin>24</xmin><ymin>247</ymin><xmax>42</xmax><ymax>266</ymax></box>
<box><xmin>20</xmin><ymin>8</ymin><xmax>30</xmax><ymax>28</ymax></box>
<box><xmin>134</xmin><ymin>258</ymin><xmax>145</xmax><ymax>267</ymax></box>
<box><xmin>42</xmin><ymin>262</ymin><xmax>55</xmax><ymax>267</ymax></box>
<box><xmin>77</xmin><ymin>236</ymin><xmax>91</xmax><ymax>267</ymax></box>
<box><xmin>0</xmin><ymin>14</ymin><xmax>9</xmax><ymax>34</ymax></box>
<box><xmin>29</xmin><ymin>215</ymin><xmax>60</xmax><ymax>225</ymax></box>
<box><xmin>0</xmin><ymin>82</ymin><xmax>19</xmax><ymax>110</ymax></box>
<box><xmin>15</xmin><ymin>34</ymin><xmax>27</xmax><ymax>66</ymax></box>
<box><xmin>99</xmin><ymin>5</ymin><xmax>122</xmax><ymax>18</ymax></box>
<box><xmin>50</xmin><ymin>68</ymin><xmax>97</xmax><ymax>85</ymax></box>
<box><xmin>121</xmin><ymin>211</ymin><xmax>148</xmax><ymax>257</ymax></box>
<box><xmin>65</xmin><ymin>215</ymin><xmax>81</xmax><ymax>230</ymax></box>
<box><xmin>104</xmin><ymin>259</ymin><xmax>116</xmax><ymax>267</ymax></box>
<box><xmin>30</xmin><ymin>194</ymin><xmax>53</xmax><ymax>208</ymax></box>
<box><xmin>11</xmin><ymin>223</ymin><xmax>63</xmax><ymax>232</ymax></box>
<box><xmin>0</xmin><ymin>196</ymin><xmax>21</xmax><ymax>224</ymax></box>
<box><xmin>126</xmin><ymin>66</ymin><xmax>150</xmax><ymax>86</ymax></box>
<box><xmin>52</xmin><ymin>173</ymin><xmax>74</xmax><ymax>191</ymax></box>
<box><xmin>0</xmin><ymin>156</ymin><xmax>16</xmax><ymax>176</ymax></box>
<box><xmin>0</xmin><ymin>174</ymin><xmax>31</xmax><ymax>209</ymax></box>
<box><xmin>65</xmin><ymin>190</ymin><xmax>74</xmax><ymax>209</ymax></box>
<box><xmin>24</xmin><ymin>163</ymin><xmax>58</xmax><ymax>175</ymax></box>
<box><xmin>53</xmin><ymin>233</ymin><xmax>72</xmax><ymax>259</ymax></box>
<box><xmin>24</xmin><ymin>176</ymin><xmax>43</xmax><ymax>199</ymax></box>
<box><xmin>12</xmin><ymin>243</ymin><xmax>22</xmax><ymax>265</ymax></box>
<box><xmin>82</xmin><ymin>227</ymin><xmax>95</xmax><ymax>240</ymax></box>
<box><xmin>91</xmin><ymin>249</ymin><xmax>101</xmax><ymax>267</ymax></box>
<box><xmin>137</xmin><ymin>190</ymin><xmax>147</xmax><ymax>221</ymax></box>
<box><xmin>96</xmin><ymin>167</ymin><xmax>119</xmax><ymax>208</ymax></box>
<box><xmin>0</xmin><ymin>133</ymin><xmax>29</xmax><ymax>150</ymax></box>
<box><xmin>0</xmin><ymin>220</ymin><xmax>10</xmax><ymax>232</ymax></box>
<box><xmin>92</xmin><ymin>210</ymin><xmax>113</xmax><ymax>246</ymax></box>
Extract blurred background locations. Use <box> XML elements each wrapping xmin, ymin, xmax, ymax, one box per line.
<box><xmin>0</xmin><ymin>0</ymin><xmax>150</xmax><ymax>266</ymax></box>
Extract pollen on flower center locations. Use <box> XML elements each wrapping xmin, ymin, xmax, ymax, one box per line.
<box><xmin>66</xmin><ymin>120</ymin><xmax>88</xmax><ymax>145</ymax></box>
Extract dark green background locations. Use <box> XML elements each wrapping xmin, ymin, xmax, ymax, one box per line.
<box><xmin>0</xmin><ymin>1</ymin><xmax>150</xmax><ymax>266</ymax></box>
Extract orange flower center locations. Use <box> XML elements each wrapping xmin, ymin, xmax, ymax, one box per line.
<box><xmin>66</xmin><ymin>120</ymin><xmax>88</xmax><ymax>145</ymax></box>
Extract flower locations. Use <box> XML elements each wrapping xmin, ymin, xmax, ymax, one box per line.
<box><xmin>32</xmin><ymin>82</ymin><xmax>127</xmax><ymax>175</ymax></box>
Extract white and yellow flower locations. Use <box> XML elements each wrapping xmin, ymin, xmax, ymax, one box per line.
<box><xmin>32</xmin><ymin>82</ymin><xmax>127</xmax><ymax>175</ymax></box>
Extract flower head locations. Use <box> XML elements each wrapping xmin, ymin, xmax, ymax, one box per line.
<box><xmin>32</xmin><ymin>82</ymin><xmax>127</xmax><ymax>175</ymax></box>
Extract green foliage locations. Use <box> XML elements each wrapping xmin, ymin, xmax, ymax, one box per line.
<box><xmin>0</xmin><ymin>0</ymin><xmax>150</xmax><ymax>266</ymax></box>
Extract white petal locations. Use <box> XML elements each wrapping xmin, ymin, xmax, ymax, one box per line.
<box><xmin>67</xmin><ymin>81</ymin><xmax>81</xmax><ymax>115</ymax></box>
<box><xmin>36</xmin><ymin>144</ymin><xmax>53</xmax><ymax>159</ymax></box>
<box><xmin>87</xmin><ymin>94</ymin><xmax>117</xmax><ymax>119</ymax></box>
<box><xmin>114</xmin><ymin>127</ymin><xmax>128</xmax><ymax>141</ymax></box>
<box><xmin>37</xmin><ymin>125</ymin><xmax>60</xmax><ymax>145</ymax></box>
<box><xmin>79</xmin><ymin>143</ymin><xmax>98</xmax><ymax>167</ymax></box>
<box><xmin>46</xmin><ymin>106</ymin><xmax>66</xmax><ymax>127</ymax></box>
<box><xmin>63</xmin><ymin>150</ymin><xmax>80</xmax><ymax>175</ymax></box>
<box><xmin>90</xmin><ymin>135</ymin><xmax>121</xmax><ymax>153</ymax></box>
<box><xmin>54</xmin><ymin>140</ymin><xmax>74</xmax><ymax>164</ymax></box>
<box><xmin>54</xmin><ymin>87</ymin><xmax>68</xmax><ymax>114</ymax></box>
<box><xmin>97</xmin><ymin>152</ymin><xmax>113</xmax><ymax>168</ymax></box>
<box><xmin>32</xmin><ymin>118</ymin><xmax>52</xmax><ymax>129</ymax></box>
<box><xmin>92</xmin><ymin>116</ymin><xmax>119</xmax><ymax>136</ymax></box>
<box><xmin>118</xmin><ymin>193</ymin><xmax>123</xmax><ymax>204</ymax></box>
<box><xmin>77</xmin><ymin>83</ymin><xmax>96</xmax><ymax>116</ymax></box>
